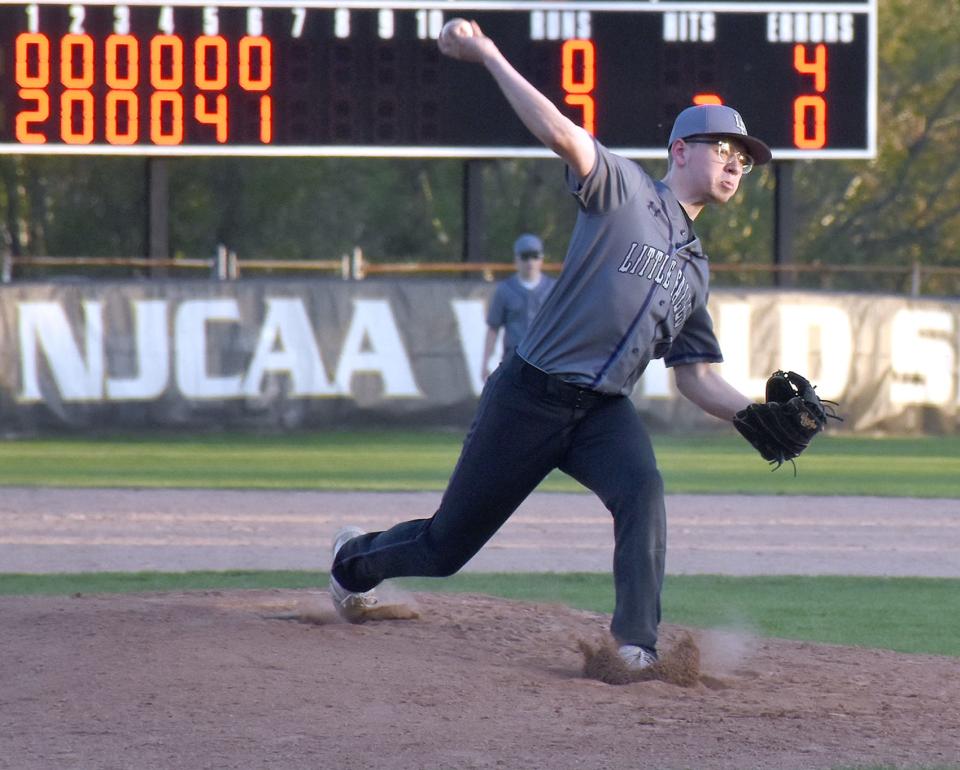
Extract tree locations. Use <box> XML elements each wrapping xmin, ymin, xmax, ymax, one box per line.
<box><xmin>166</xmin><ymin>156</ymin><xmax>465</xmax><ymax>262</ymax></box>
<box><xmin>790</xmin><ymin>0</ymin><xmax>960</xmax><ymax>290</ymax></box>
<box><xmin>0</xmin><ymin>156</ymin><xmax>145</xmax><ymax>261</ymax></box>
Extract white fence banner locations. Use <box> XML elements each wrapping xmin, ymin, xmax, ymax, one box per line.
<box><xmin>1</xmin><ymin>281</ymin><xmax>957</xmax><ymax>434</ymax></box>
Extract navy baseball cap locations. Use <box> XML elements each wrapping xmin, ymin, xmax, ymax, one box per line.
<box><xmin>668</xmin><ymin>105</ymin><xmax>772</xmax><ymax>165</ymax></box>
<box><xmin>513</xmin><ymin>233</ymin><xmax>544</xmax><ymax>257</ymax></box>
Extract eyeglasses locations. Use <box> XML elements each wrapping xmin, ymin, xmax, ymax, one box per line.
<box><xmin>683</xmin><ymin>138</ymin><xmax>754</xmax><ymax>174</ymax></box>
<box><xmin>518</xmin><ymin>251</ymin><xmax>543</xmax><ymax>261</ymax></box>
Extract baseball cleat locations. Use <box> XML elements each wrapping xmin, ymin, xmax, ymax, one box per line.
<box><xmin>618</xmin><ymin>644</ymin><xmax>658</xmax><ymax>671</ymax></box>
<box><xmin>329</xmin><ymin>526</ymin><xmax>379</xmax><ymax>623</ymax></box>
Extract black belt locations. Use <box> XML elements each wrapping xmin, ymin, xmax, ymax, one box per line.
<box><xmin>508</xmin><ymin>355</ymin><xmax>613</xmax><ymax>409</ymax></box>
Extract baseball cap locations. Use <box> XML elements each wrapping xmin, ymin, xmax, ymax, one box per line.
<box><xmin>668</xmin><ymin>105</ymin><xmax>772</xmax><ymax>165</ymax></box>
<box><xmin>513</xmin><ymin>233</ymin><xmax>544</xmax><ymax>257</ymax></box>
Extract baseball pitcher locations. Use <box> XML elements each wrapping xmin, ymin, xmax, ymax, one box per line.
<box><xmin>330</xmin><ymin>19</ymin><xmax>837</xmax><ymax>671</ymax></box>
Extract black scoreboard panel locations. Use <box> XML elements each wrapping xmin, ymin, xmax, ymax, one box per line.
<box><xmin>0</xmin><ymin>1</ymin><xmax>877</xmax><ymax>158</ymax></box>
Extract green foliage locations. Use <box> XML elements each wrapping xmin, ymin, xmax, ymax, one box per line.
<box><xmin>0</xmin><ymin>155</ymin><xmax>146</xmax><ymax>259</ymax></box>
<box><xmin>480</xmin><ymin>157</ymin><xmax>581</xmax><ymax>262</ymax></box>
<box><xmin>169</xmin><ymin>156</ymin><xmax>465</xmax><ymax>260</ymax></box>
<box><xmin>790</xmin><ymin>0</ymin><xmax>960</xmax><ymax>282</ymax></box>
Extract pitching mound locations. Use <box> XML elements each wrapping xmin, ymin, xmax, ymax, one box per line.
<box><xmin>2</xmin><ymin>588</ymin><xmax>958</xmax><ymax>770</ymax></box>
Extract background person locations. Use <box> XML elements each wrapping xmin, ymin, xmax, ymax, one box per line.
<box><xmin>481</xmin><ymin>233</ymin><xmax>557</xmax><ymax>381</ymax></box>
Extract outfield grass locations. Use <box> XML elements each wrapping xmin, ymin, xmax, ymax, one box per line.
<box><xmin>3</xmin><ymin>571</ymin><xmax>959</xmax><ymax>658</ymax></box>
<box><xmin>0</xmin><ymin>431</ymin><xmax>958</xmax><ymax>496</ymax></box>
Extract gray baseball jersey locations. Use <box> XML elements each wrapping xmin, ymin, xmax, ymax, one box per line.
<box><xmin>517</xmin><ymin>140</ymin><xmax>723</xmax><ymax>396</ymax></box>
<box><xmin>486</xmin><ymin>274</ymin><xmax>557</xmax><ymax>356</ymax></box>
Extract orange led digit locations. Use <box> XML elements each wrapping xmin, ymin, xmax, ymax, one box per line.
<box><xmin>794</xmin><ymin>95</ymin><xmax>826</xmax><ymax>149</ymax></box>
<box><xmin>259</xmin><ymin>95</ymin><xmax>272</xmax><ymax>143</ymax></box>
<box><xmin>238</xmin><ymin>36</ymin><xmax>272</xmax><ymax>91</ymax></box>
<box><xmin>15</xmin><ymin>32</ymin><xmax>50</xmax><ymax>88</ymax></box>
<box><xmin>59</xmin><ymin>34</ymin><xmax>96</xmax><ymax>148</ymax></box>
<box><xmin>61</xmin><ymin>90</ymin><xmax>94</xmax><ymax>144</ymax></box>
<box><xmin>194</xmin><ymin>93</ymin><xmax>228</xmax><ymax>142</ymax></box>
<box><xmin>106</xmin><ymin>35</ymin><xmax>140</xmax><ymax>144</ymax></box>
<box><xmin>793</xmin><ymin>44</ymin><xmax>827</xmax><ymax>93</ymax></box>
<box><xmin>150</xmin><ymin>34</ymin><xmax>184</xmax><ymax>90</ymax></box>
<box><xmin>105</xmin><ymin>34</ymin><xmax>139</xmax><ymax>89</ymax></box>
<box><xmin>693</xmin><ymin>94</ymin><xmax>723</xmax><ymax>106</ymax></box>
<box><xmin>561</xmin><ymin>39</ymin><xmax>595</xmax><ymax>94</ymax></box>
<box><xmin>195</xmin><ymin>35</ymin><xmax>228</xmax><ymax>90</ymax></box>
<box><xmin>15</xmin><ymin>88</ymin><xmax>50</xmax><ymax>143</ymax></box>
<box><xmin>60</xmin><ymin>33</ymin><xmax>94</xmax><ymax>89</ymax></box>
<box><xmin>150</xmin><ymin>91</ymin><xmax>184</xmax><ymax>144</ymax></box>
<box><xmin>563</xmin><ymin>94</ymin><xmax>595</xmax><ymax>135</ymax></box>
<box><xmin>106</xmin><ymin>91</ymin><xmax>139</xmax><ymax>144</ymax></box>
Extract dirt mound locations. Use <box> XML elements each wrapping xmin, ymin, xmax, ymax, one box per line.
<box><xmin>2</xmin><ymin>588</ymin><xmax>958</xmax><ymax>770</ymax></box>
<box><xmin>579</xmin><ymin>631</ymin><xmax>701</xmax><ymax>687</ymax></box>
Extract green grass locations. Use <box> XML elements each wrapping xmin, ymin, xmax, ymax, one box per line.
<box><xmin>4</xmin><ymin>571</ymin><xmax>959</xmax><ymax>658</ymax></box>
<box><xmin>0</xmin><ymin>570</ymin><xmax>321</xmax><ymax>596</ymax></box>
<box><xmin>1</xmin><ymin>431</ymin><xmax>958</xmax><ymax>496</ymax></box>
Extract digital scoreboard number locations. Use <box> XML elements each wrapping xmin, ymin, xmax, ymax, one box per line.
<box><xmin>0</xmin><ymin>0</ymin><xmax>877</xmax><ymax>159</ymax></box>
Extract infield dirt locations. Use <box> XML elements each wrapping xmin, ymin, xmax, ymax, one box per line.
<box><xmin>2</xmin><ymin>587</ymin><xmax>959</xmax><ymax>770</ymax></box>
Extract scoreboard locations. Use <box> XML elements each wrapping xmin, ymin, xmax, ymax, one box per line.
<box><xmin>0</xmin><ymin>0</ymin><xmax>877</xmax><ymax>158</ymax></box>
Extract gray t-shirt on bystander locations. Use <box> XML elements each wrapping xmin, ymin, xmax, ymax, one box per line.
<box><xmin>517</xmin><ymin>141</ymin><xmax>723</xmax><ymax>396</ymax></box>
<box><xmin>486</xmin><ymin>274</ymin><xmax>557</xmax><ymax>357</ymax></box>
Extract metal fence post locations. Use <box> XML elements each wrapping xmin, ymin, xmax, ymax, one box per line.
<box><xmin>213</xmin><ymin>244</ymin><xmax>228</xmax><ymax>280</ymax></box>
<box><xmin>227</xmin><ymin>249</ymin><xmax>240</xmax><ymax>279</ymax></box>
<box><xmin>351</xmin><ymin>246</ymin><xmax>365</xmax><ymax>280</ymax></box>
<box><xmin>910</xmin><ymin>261</ymin><xmax>921</xmax><ymax>297</ymax></box>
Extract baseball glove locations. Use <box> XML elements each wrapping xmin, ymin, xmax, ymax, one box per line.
<box><xmin>734</xmin><ymin>370</ymin><xmax>842</xmax><ymax>472</ymax></box>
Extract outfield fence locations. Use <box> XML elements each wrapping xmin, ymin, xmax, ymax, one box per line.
<box><xmin>1</xmin><ymin>279</ymin><xmax>957</xmax><ymax>435</ymax></box>
<box><xmin>3</xmin><ymin>248</ymin><xmax>960</xmax><ymax>297</ymax></box>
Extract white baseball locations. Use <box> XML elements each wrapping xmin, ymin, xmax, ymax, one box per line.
<box><xmin>441</xmin><ymin>18</ymin><xmax>473</xmax><ymax>40</ymax></box>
